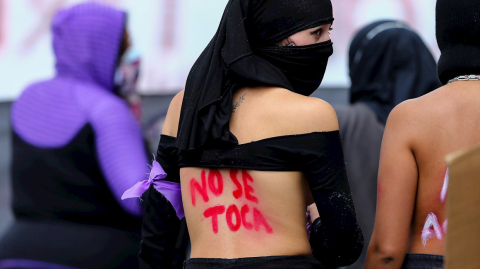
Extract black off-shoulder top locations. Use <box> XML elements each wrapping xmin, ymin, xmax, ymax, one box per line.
<box><xmin>139</xmin><ymin>131</ymin><xmax>364</xmax><ymax>269</ymax></box>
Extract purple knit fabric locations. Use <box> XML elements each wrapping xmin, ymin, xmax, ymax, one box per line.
<box><xmin>10</xmin><ymin>2</ymin><xmax>147</xmax><ymax>217</ymax></box>
<box><xmin>0</xmin><ymin>259</ymin><xmax>80</xmax><ymax>269</ymax></box>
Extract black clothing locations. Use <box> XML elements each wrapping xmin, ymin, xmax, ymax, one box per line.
<box><xmin>177</xmin><ymin>0</ymin><xmax>333</xmax><ymax>151</ymax></box>
<box><xmin>140</xmin><ymin>133</ymin><xmax>363</xmax><ymax>269</ymax></box>
<box><xmin>349</xmin><ymin>20</ymin><xmax>440</xmax><ymax>124</ymax></box>
<box><xmin>436</xmin><ymin>0</ymin><xmax>480</xmax><ymax>85</ymax></box>
<box><xmin>334</xmin><ymin>104</ymin><xmax>384</xmax><ymax>269</ymax></box>
<box><xmin>253</xmin><ymin>40</ymin><xmax>333</xmax><ymax>96</ymax></box>
<box><xmin>139</xmin><ymin>185</ymin><xmax>188</xmax><ymax>269</ymax></box>
<box><xmin>184</xmin><ymin>255</ymin><xmax>324</xmax><ymax>269</ymax></box>
<box><xmin>10</xmin><ymin>125</ymin><xmax>139</xmax><ymax>229</ymax></box>
<box><xmin>0</xmin><ymin>220</ymin><xmax>140</xmax><ymax>269</ymax></box>
<box><xmin>0</xmin><ymin>125</ymin><xmax>141</xmax><ymax>268</ymax></box>
<box><xmin>401</xmin><ymin>253</ymin><xmax>444</xmax><ymax>269</ymax></box>
<box><xmin>139</xmin><ymin>135</ymin><xmax>188</xmax><ymax>269</ymax></box>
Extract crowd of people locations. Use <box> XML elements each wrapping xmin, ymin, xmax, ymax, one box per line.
<box><xmin>0</xmin><ymin>0</ymin><xmax>478</xmax><ymax>268</ymax></box>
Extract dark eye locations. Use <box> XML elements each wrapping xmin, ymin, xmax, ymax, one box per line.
<box><xmin>312</xmin><ymin>29</ymin><xmax>323</xmax><ymax>36</ymax></box>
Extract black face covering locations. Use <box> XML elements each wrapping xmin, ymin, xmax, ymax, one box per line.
<box><xmin>177</xmin><ymin>0</ymin><xmax>333</xmax><ymax>151</ymax></box>
<box><xmin>256</xmin><ymin>40</ymin><xmax>333</xmax><ymax>96</ymax></box>
<box><xmin>436</xmin><ymin>0</ymin><xmax>480</xmax><ymax>85</ymax></box>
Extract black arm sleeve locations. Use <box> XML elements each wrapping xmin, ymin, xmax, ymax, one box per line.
<box><xmin>139</xmin><ymin>135</ymin><xmax>186</xmax><ymax>269</ymax></box>
<box><xmin>300</xmin><ymin>132</ymin><xmax>364</xmax><ymax>268</ymax></box>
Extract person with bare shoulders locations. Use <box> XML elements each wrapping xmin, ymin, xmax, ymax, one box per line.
<box><xmin>365</xmin><ymin>1</ymin><xmax>480</xmax><ymax>268</ymax></box>
<box><xmin>128</xmin><ymin>0</ymin><xmax>363</xmax><ymax>268</ymax></box>
<box><xmin>332</xmin><ymin>20</ymin><xmax>441</xmax><ymax>269</ymax></box>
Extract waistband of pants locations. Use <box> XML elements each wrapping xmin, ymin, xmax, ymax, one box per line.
<box><xmin>402</xmin><ymin>253</ymin><xmax>444</xmax><ymax>269</ymax></box>
<box><xmin>184</xmin><ymin>255</ymin><xmax>323</xmax><ymax>269</ymax></box>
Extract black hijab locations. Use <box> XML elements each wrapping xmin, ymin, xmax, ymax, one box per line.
<box><xmin>177</xmin><ymin>0</ymin><xmax>334</xmax><ymax>151</ymax></box>
<box><xmin>349</xmin><ymin>20</ymin><xmax>441</xmax><ymax>125</ymax></box>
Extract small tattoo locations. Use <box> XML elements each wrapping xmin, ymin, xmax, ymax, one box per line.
<box><xmin>232</xmin><ymin>93</ymin><xmax>246</xmax><ymax>113</ymax></box>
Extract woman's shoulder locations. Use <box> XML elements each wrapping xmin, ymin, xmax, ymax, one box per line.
<box><xmin>162</xmin><ymin>90</ymin><xmax>184</xmax><ymax>137</ymax></box>
<box><xmin>389</xmin><ymin>84</ymin><xmax>451</xmax><ymax>120</ymax></box>
<box><xmin>162</xmin><ymin>88</ymin><xmax>339</xmax><ymax>138</ymax></box>
<box><xmin>265</xmin><ymin>87</ymin><xmax>339</xmax><ymax>134</ymax></box>
<box><xmin>386</xmin><ymin>86</ymin><xmax>444</xmax><ymax>132</ymax></box>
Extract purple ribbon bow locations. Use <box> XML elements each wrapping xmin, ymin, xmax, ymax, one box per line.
<box><xmin>122</xmin><ymin>160</ymin><xmax>184</xmax><ymax>219</ymax></box>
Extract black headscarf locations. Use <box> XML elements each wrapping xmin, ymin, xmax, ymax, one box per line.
<box><xmin>349</xmin><ymin>20</ymin><xmax>441</xmax><ymax>124</ymax></box>
<box><xmin>177</xmin><ymin>0</ymin><xmax>334</xmax><ymax>151</ymax></box>
<box><xmin>436</xmin><ymin>0</ymin><xmax>480</xmax><ymax>85</ymax></box>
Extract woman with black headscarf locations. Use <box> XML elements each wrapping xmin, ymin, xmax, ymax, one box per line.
<box><xmin>133</xmin><ymin>0</ymin><xmax>363</xmax><ymax>268</ymax></box>
<box><xmin>348</xmin><ymin>20</ymin><xmax>440</xmax><ymax>125</ymax></box>
<box><xmin>332</xmin><ymin>20</ymin><xmax>440</xmax><ymax>269</ymax></box>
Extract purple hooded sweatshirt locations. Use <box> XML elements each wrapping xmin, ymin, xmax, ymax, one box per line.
<box><xmin>10</xmin><ymin>2</ymin><xmax>147</xmax><ymax>217</ymax></box>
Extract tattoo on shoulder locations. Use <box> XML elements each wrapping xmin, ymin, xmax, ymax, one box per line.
<box><xmin>232</xmin><ymin>93</ymin><xmax>247</xmax><ymax>113</ymax></box>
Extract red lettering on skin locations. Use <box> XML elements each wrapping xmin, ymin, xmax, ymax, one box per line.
<box><xmin>230</xmin><ymin>169</ymin><xmax>243</xmax><ymax>199</ymax></box>
<box><xmin>377</xmin><ymin>181</ymin><xmax>385</xmax><ymax>200</ymax></box>
<box><xmin>208</xmin><ymin>170</ymin><xmax>224</xmax><ymax>196</ymax></box>
<box><xmin>242</xmin><ymin>171</ymin><xmax>259</xmax><ymax>203</ymax></box>
<box><xmin>226</xmin><ymin>204</ymin><xmax>241</xmax><ymax>231</ymax></box>
<box><xmin>253</xmin><ymin>207</ymin><xmax>273</xmax><ymax>234</ymax></box>
<box><xmin>240</xmin><ymin>204</ymin><xmax>253</xmax><ymax>230</ymax></box>
<box><xmin>204</xmin><ymin>205</ymin><xmax>225</xmax><ymax>234</ymax></box>
<box><xmin>190</xmin><ymin>171</ymin><xmax>209</xmax><ymax>206</ymax></box>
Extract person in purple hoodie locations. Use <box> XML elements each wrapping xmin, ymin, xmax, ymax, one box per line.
<box><xmin>0</xmin><ymin>2</ymin><xmax>148</xmax><ymax>269</ymax></box>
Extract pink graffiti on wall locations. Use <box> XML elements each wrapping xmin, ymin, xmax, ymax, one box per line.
<box><xmin>333</xmin><ymin>0</ymin><xmax>417</xmax><ymax>64</ymax></box>
<box><xmin>343</xmin><ymin>0</ymin><xmax>416</xmax><ymax>30</ymax></box>
<box><xmin>0</xmin><ymin>0</ymin><xmax>8</xmax><ymax>53</ymax></box>
<box><xmin>161</xmin><ymin>0</ymin><xmax>176</xmax><ymax>51</ymax></box>
<box><xmin>21</xmin><ymin>0</ymin><xmax>66</xmax><ymax>53</ymax></box>
<box><xmin>20</xmin><ymin>0</ymin><xmax>122</xmax><ymax>54</ymax></box>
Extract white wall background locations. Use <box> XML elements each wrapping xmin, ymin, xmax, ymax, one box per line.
<box><xmin>0</xmin><ymin>0</ymin><xmax>438</xmax><ymax>101</ymax></box>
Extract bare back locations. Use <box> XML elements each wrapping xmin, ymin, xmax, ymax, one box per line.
<box><xmin>367</xmin><ymin>81</ymin><xmax>480</xmax><ymax>267</ymax></box>
<box><xmin>408</xmin><ymin>82</ymin><xmax>480</xmax><ymax>253</ymax></box>
<box><xmin>162</xmin><ymin>86</ymin><xmax>339</xmax><ymax>258</ymax></box>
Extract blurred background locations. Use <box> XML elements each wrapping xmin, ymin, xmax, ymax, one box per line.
<box><xmin>0</xmin><ymin>0</ymin><xmax>437</xmax><ymax>238</ymax></box>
